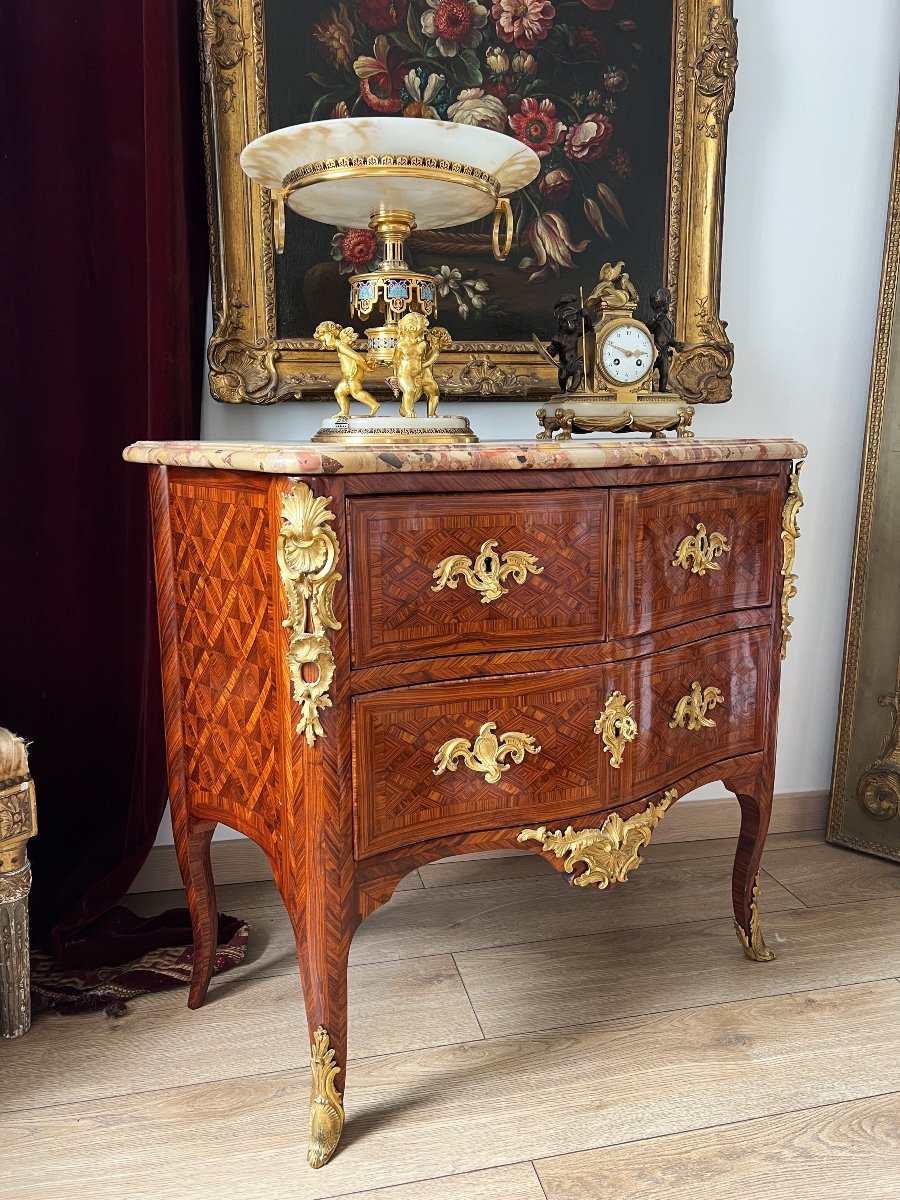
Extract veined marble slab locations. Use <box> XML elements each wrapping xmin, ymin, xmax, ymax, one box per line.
<box><xmin>123</xmin><ymin>439</ymin><xmax>807</xmax><ymax>476</ymax></box>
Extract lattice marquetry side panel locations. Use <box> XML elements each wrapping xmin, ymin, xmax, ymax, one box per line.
<box><xmin>168</xmin><ymin>477</ymin><xmax>281</xmax><ymax>840</ymax></box>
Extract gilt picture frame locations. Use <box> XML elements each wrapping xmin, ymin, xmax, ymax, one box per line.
<box><xmin>199</xmin><ymin>0</ymin><xmax>737</xmax><ymax>404</ymax></box>
<box><xmin>827</xmin><ymin>99</ymin><xmax>900</xmax><ymax>863</ymax></box>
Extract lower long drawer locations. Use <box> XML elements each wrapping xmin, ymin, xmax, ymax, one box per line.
<box><xmin>351</xmin><ymin>627</ymin><xmax>771</xmax><ymax>859</ymax></box>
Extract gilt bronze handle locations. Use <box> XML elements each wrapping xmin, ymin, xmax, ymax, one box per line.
<box><xmin>433</xmin><ymin>721</ymin><xmax>541</xmax><ymax>785</ymax></box>
<box><xmin>593</xmin><ymin>690</ymin><xmax>638</xmax><ymax>769</ymax></box>
<box><xmin>671</xmin><ymin>522</ymin><xmax>731</xmax><ymax>575</ymax></box>
<box><xmin>431</xmin><ymin>539</ymin><xmax>543</xmax><ymax>604</ymax></box>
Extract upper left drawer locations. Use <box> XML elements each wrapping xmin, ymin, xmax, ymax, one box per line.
<box><xmin>348</xmin><ymin>490</ymin><xmax>607</xmax><ymax>668</ymax></box>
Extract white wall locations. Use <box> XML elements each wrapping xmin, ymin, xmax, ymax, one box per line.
<box><xmin>156</xmin><ymin>1</ymin><xmax>900</xmax><ymax>845</ymax></box>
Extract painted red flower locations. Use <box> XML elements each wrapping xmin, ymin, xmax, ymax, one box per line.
<box><xmin>353</xmin><ymin>36</ymin><xmax>406</xmax><ymax>113</ymax></box>
<box><xmin>357</xmin><ymin>0</ymin><xmax>409</xmax><ymax>32</ymax></box>
<box><xmin>539</xmin><ymin>166</ymin><xmax>573</xmax><ymax>202</ymax></box>
<box><xmin>491</xmin><ymin>0</ymin><xmax>556</xmax><ymax>50</ymax></box>
<box><xmin>564</xmin><ymin>112</ymin><xmax>613</xmax><ymax>161</ymax></box>
<box><xmin>332</xmin><ymin>228</ymin><xmax>379</xmax><ymax>274</ymax></box>
<box><xmin>509</xmin><ymin>96</ymin><xmax>565</xmax><ymax>156</ymax></box>
<box><xmin>576</xmin><ymin>27</ymin><xmax>606</xmax><ymax>59</ymax></box>
<box><xmin>581</xmin><ymin>0</ymin><xmax>614</xmax><ymax>10</ymax></box>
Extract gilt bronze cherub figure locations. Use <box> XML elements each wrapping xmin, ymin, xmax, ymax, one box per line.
<box><xmin>313</xmin><ymin>321</ymin><xmax>380</xmax><ymax>417</ymax></box>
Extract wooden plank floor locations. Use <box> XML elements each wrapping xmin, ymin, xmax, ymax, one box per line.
<box><xmin>4</xmin><ymin>832</ymin><xmax>900</xmax><ymax>1200</ymax></box>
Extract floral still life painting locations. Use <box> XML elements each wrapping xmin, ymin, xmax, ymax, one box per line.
<box><xmin>264</xmin><ymin>0</ymin><xmax>675</xmax><ymax>342</ymax></box>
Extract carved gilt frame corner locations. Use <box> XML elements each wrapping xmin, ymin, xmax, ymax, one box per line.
<box><xmin>199</xmin><ymin>0</ymin><xmax>736</xmax><ymax>405</ymax></box>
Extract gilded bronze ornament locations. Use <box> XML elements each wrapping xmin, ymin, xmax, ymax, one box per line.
<box><xmin>308</xmin><ymin>1027</ymin><xmax>345</xmax><ymax>1169</ymax></box>
<box><xmin>671</xmin><ymin>522</ymin><xmax>731</xmax><ymax>575</ymax></box>
<box><xmin>0</xmin><ymin>730</ymin><xmax>36</xmax><ymax>1038</ymax></box>
<box><xmin>594</xmin><ymin>690</ymin><xmax>638</xmax><ymax>769</ymax></box>
<box><xmin>780</xmin><ymin>463</ymin><xmax>804</xmax><ymax>660</ymax></box>
<box><xmin>518</xmin><ymin>790</ymin><xmax>677</xmax><ymax>889</ymax></box>
<box><xmin>433</xmin><ymin>722</ymin><xmax>541</xmax><ymax>786</ymax></box>
<box><xmin>669</xmin><ymin>682</ymin><xmax>725</xmax><ymax>730</ymax></box>
<box><xmin>735</xmin><ymin>874</ymin><xmax>776</xmax><ymax>962</ymax></box>
<box><xmin>277</xmin><ymin>484</ymin><xmax>341</xmax><ymax>746</ymax></box>
<box><xmin>431</xmin><ymin>539</ymin><xmax>543</xmax><ymax>604</ymax></box>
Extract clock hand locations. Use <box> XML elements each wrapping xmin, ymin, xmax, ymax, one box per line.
<box><xmin>608</xmin><ymin>343</ymin><xmax>643</xmax><ymax>358</ymax></box>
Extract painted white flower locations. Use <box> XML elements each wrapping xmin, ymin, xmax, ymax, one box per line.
<box><xmin>421</xmin><ymin>0</ymin><xmax>488</xmax><ymax>58</ymax></box>
<box><xmin>402</xmin><ymin>69</ymin><xmax>446</xmax><ymax>119</ymax></box>
<box><xmin>447</xmin><ymin>88</ymin><xmax>507</xmax><ymax>132</ymax></box>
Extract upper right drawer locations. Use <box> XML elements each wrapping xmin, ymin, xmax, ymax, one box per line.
<box><xmin>608</xmin><ymin>475</ymin><xmax>783</xmax><ymax>638</ymax></box>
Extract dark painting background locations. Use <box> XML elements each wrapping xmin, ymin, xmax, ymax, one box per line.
<box><xmin>265</xmin><ymin>0</ymin><xmax>674</xmax><ymax>340</ymax></box>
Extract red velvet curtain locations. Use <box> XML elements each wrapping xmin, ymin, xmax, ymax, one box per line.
<box><xmin>0</xmin><ymin>3</ymin><xmax>209</xmax><ymax>958</ymax></box>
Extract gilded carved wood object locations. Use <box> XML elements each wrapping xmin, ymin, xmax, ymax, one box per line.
<box><xmin>277</xmin><ymin>483</ymin><xmax>341</xmax><ymax>745</ymax></box>
<box><xmin>828</xmin><ymin>102</ymin><xmax>900</xmax><ymax>861</ymax></box>
<box><xmin>198</xmin><ymin>0</ymin><xmax>737</xmax><ymax>407</ymax></box>
<box><xmin>431</xmin><ymin>539</ymin><xmax>543</xmax><ymax>605</ymax></box>
<box><xmin>0</xmin><ymin>729</ymin><xmax>36</xmax><ymax>1039</ymax></box>
<box><xmin>518</xmin><ymin>790</ymin><xmax>677</xmax><ymax>889</ymax></box>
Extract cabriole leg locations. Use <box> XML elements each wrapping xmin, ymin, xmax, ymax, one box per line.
<box><xmin>173</xmin><ymin>816</ymin><xmax>218</xmax><ymax>1009</ymax></box>
<box><xmin>724</xmin><ymin>769</ymin><xmax>776</xmax><ymax>962</ymax></box>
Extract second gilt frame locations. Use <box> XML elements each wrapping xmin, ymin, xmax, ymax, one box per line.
<box><xmin>199</xmin><ymin>0</ymin><xmax>737</xmax><ymax>406</ymax></box>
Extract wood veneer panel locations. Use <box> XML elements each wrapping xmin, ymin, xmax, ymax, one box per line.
<box><xmin>352</xmin><ymin>664</ymin><xmax>630</xmax><ymax>858</ymax></box>
<box><xmin>608</xmin><ymin>474</ymin><xmax>783</xmax><ymax>637</ymax></box>
<box><xmin>348</xmin><ymin>489</ymin><xmax>606</xmax><ymax>667</ymax></box>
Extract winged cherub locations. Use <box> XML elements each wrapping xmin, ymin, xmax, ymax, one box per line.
<box><xmin>313</xmin><ymin>321</ymin><xmax>380</xmax><ymax>417</ymax></box>
<box><xmin>392</xmin><ymin>313</ymin><xmax>452</xmax><ymax>417</ymax></box>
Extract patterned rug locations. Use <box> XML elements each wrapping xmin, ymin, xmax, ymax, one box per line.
<box><xmin>31</xmin><ymin>910</ymin><xmax>250</xmax><ymax>1016</ymax></box>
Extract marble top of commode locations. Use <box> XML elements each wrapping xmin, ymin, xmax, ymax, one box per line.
<box><xmin>123</xmin><ymin>439</ymin><xmax>807</xmax><ymax>476</ymax></box>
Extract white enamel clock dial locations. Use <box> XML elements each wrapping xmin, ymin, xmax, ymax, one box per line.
<box><xmin>600</xmin><ymin>323</ymin><xmax>654</xmax><ymax>386</ymax></box>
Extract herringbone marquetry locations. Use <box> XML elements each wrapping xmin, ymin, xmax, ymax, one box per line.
<box><xmin>609</xmin><ymin>476</ymin><xmax>783</xmax><ymax>637</ymax></box>
<box><xmin>349</xmin><ymin>490</ymin><xmax>606</xmax><ymax>667</ymax></box>
<box><xmin>142</xmin><ymin>448</ymin><xmax>802</xmax><ymax>1170</ymax></box>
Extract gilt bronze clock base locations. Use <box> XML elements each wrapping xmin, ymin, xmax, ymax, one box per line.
<box><xmin>536</xmin><ymin>396</ymin><xmax>695</xmax><ymax>441</ymax></box>
<box><xmin>312</xmin><ymin>414</ymin><xmax>478</xmax><ymax>445</ymax></box>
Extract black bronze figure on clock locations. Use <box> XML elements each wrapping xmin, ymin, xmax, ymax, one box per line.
<box><xmin>546</xmin><ymin>295</ymin><xmax>594</xmax><ymax>393</ymax></box>
<box><xmin>647</xmin><ymin>287</ymin><xmax>685</xmax><ymax>394</ymax></box>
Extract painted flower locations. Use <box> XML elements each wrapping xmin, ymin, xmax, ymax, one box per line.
<box><xmin>576</xmin><ymin>27</ymin><xmax>606</xmax><ymax>58</ymax></box>
<box><xmin>604</xmin><ymin>65</ymin><xmax>629</xmax><ymax>92</ymax></box>
<box><xmin>354</xmin><ymin>36</ymin><xmax>406</xmax><ymax>113</ymax></box>
<box><xmin>511</xmin><ymin>51</ymin><xmax>538</xmax><ymax>76</ymax></box>
<box><xmin>485</xmin><ymin>45</ymin><xmax>510</xmax><ymax>73</ymax></box>
<box><xmin>583</xmin><ymin>197</ymin><xmax>609</xmax><ymax>238</ymax></box>
<box><xmin>618</xmin><ymin>18</ymin><xmax>637</xmax><ymax>31</ymax></box>
<box><xmin>401</xmin><ymin>68</ymin><xmax>451</xmax><ymax>118</ymax></box>
<box><xmin>581</xmin><ymin>0</ymin><xmax>615</xmax><ymax>9</ymax></box>
<box><xmin>610</xmin><ymin>147</ymin><xmax>631</xmax><ymax>179</ymax></box>
<box><xmin>491</xmin><ymin>0</ymin><xmax>555</xmax><ymax>49</ymax></box>
<box><xmin>538</xmin><ymin>165</ymin><xmax>573</xmax><ymax>202</ymax></box>
<box><xmin>421</xmin><ymin>0</ymin><xmax>489</xmax><ymax>57</ymax></box>
<box><xmin>447</xmin><ymin>87</ymin><xmax>507</xmax><ymax>131</ymax></box>
<box><xmin>331</xmin><ymin>228</ymin><xmax>379</xmax><ymax>275</ymax></box>
<box><xmin>433</xmin><ymin>265</ymin><xmax>490</xmax><ymax>319</ymax></box>
<box><xmin>508</xmin><ymin>96</ymin><xmax>565</xmax><ymax>156</ymax></box>
<box><xmin>564</xmin><ymin>112</ymin><xmax>613</xmax><ymax>161</ymax></box>
<box><xmin>314</xmin><ymin>4</ymin><xmax>355</xmax><ymax>69</ymax></box>
<box><xmin>331</xmin><ymin>101</ymin><xmax>350</xmax><ymax>119</ymax></box>
<box><xmin>357</xmin><ymin>0</ymin><xmax>409</xmax><ymax>32</ymax></box>
<box><xmin>519</xmin><ymin>211</ymin><xmax>589</xmax><ymax>283</ymax></box>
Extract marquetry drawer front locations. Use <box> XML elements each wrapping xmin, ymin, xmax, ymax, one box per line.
<box><xmin>352</xmin><ymin>665</ymin><xmax>635</xmax><ymax>858</ymax></box>
<box><xmin>608</xmin><ymin>476</ymin><xmax>783</xmax><ymax>638</ymax></box>
<box><xmin>348</xmin><ymin>490</ymin><xmax>607</xmax><ymax>668</ymax></box>
<box><xmin>628</xmin><ymin>628</ymin><xmax>770</xmax><ymax>797</ymax></box>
